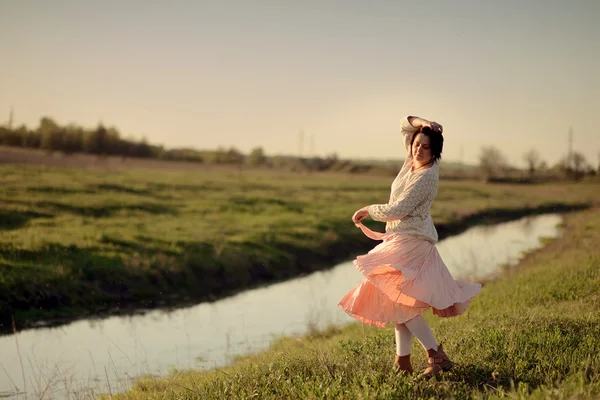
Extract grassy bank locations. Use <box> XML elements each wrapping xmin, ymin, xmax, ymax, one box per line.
<box><xmin>0</xmin><ymin>164</ymin><xmax>598</xmax><ymax>331</ymax></box>
<box><xmin>111</xmin><ymin>206</ymin><xmax>600</xmax><ymax>400</ymax></box>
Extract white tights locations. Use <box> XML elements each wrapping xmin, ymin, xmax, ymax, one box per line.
<box><xmin>394</xmin><ymin>315</ymin><xmax>438</xmax><ymax>356</ymax></box>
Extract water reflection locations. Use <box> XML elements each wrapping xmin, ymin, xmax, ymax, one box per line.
<box><xmin>0</xmin><ymin>214</ymin><xmax>562</xmax><ymax>399</ymax></box>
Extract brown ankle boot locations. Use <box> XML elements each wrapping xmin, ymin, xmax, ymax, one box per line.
<box><xmin>423</xmin><ymin>343</ymin><xmax>453</xmax><ymax>377</ymax></box>
<box><xmin>393</xmin><ymin>354</ymin><xmax>414</xmax><ymax>375</ymax></box>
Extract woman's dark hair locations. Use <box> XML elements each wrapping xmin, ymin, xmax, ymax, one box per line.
<box><xmin>410</xmin><ymin>126</ymin><xmax>444</xmax><ymax>164</ymax></box>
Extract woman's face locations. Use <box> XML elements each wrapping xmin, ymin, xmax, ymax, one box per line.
<box><xmin>412</xmin><ymin>133</ymin><xmax>432</xmax><ymax>166</ymax></box>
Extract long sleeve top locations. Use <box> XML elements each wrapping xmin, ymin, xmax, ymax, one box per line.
<box><xmin>367</xmin><ymin>116</ymin><xmax>440</xmax><ymax>243</ymax></box>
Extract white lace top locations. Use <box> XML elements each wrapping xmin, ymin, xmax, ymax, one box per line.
<box><xmin>367</xmin><ymin>116</ymin><xmax>439</xmax><ymax>243</ymax></box>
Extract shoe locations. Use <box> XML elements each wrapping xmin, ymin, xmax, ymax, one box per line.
<box><xmin>393</xmin><ymin>354</ymin><xmax>414</xmax><ymax>375</ymax></box>
<box><xmin>423</xmin><ymin>343</ymin><xmax>454</xmax><ymax>377</ymax></box>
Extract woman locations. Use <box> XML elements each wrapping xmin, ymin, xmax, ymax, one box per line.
<box><xmin>338</xmin><ymin>115</ymin><xmax>481</xmax><ymax>377</ymax></box>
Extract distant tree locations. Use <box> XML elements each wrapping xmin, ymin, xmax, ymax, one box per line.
<box><xmin>318</xmin><ymin>152</ymin><xmax>340</xmax><ymax>171</ymax></box>
<box><xmin>83</xmin><ymin>124</ymin><xmax>108</xmax><ymax>154</ymax></box>
<box><xmin>38</xmin><ymin>117</ymin><xmax>63</xmax><ymax>152</ymax></box>
<box><xmin>217</xmin><ymin>147</ymin><xmax>244</xmax><ymax>164</ymax></box>
<box><xmin>555</xmin><ymin>152</ymin><xmax>590</xmax><ymax>181</ymax></box>
<box><xmin>61</xmin><ymin>124</ymin><xmax>84</xmax><ymax>154</ymax></box>
<box><xmin>246</xmin><ymin>147</ymin><xmax>266</xmax><ymax>166</ymax></box>
<box><xmin>18</xmin><ymin>126</ymin><xmax>40</xmax><ymax>148</ymax></box>
<box><xmin>572</xmin><ymin>152</ymin><xmax>588</xmax><ymax>178</ymax></box>
<box><xmin>523</xmin><ymin>149</ymin><xmax>542</xmax><ymax>177</ymax></box>
<box><xmin>268</xmin><ymin>155</ymin><xmax>288</xmax><ymax>169</ymax></box>
<box><xmin>133</xmin><ymin>137</ymin><xmax>153</xmax><ymax>158</ymax></box>
<box><xmin>551</xmin><ymin>157</ymin><xmax>569</xmax><ymax>179</ymax></box>
<box><xmin>0</xmin><ymin>126</ymin><xmax>26</xmax><ymax>147</ymax></box>
<box><xmin>479</xmin><ymin>146</ymin><xmax>508</xmax><ymax>180</ymax></box>
<box><xmin>538</xmin><ymin>160</ymin><xmax>548</xmax><ymax>171</ymax></box>
<box><xmin>38</xmin><ymin>117</ymin><xmax>59</xmax><ymax>134</ymax></box>
<box><xmin>201</xmin><ymin>150</ymin><xmax>218</xmax><ymax>164</ymax></box>
<box><xmin>104</xmin><ymin>127</ymin><xmax>122</xmax><ymax>155</ymax></box>
<box><xmin>228</xmin><ymin>147</ymin><xmax>244</xmax><ymax>165</ymax></box>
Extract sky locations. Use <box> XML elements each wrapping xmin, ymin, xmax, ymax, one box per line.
<box><xmin>1</xmin><ymin>0</ymin><xmax>599</xmax><ymax>167</ymax></box>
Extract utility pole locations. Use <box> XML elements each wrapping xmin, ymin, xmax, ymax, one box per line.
<box><xmin>309</xmin><ymin>133</ymin><xmax>315</xmax><ymax>157</ymax></box>
<box><xmin>298</xmin><ymin>130</ymin><xmax>304</xmax><ymax>158</ymax></box>
<box><xmin>567</xmin><ymin>126</ymin><xmax>573</xmax><ymax>169</ymax></box>
<box><xmin>8</xmin><ymin>106</ymin><xmax>13</xmax><ymax>129</ymax></box>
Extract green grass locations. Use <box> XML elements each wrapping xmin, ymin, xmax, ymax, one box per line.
<box><xmin>108</xmin><ymin>206</ymin><xmax>600</xmax><ymax>400</ymax></box>
<box><xmin>0</xmin><ymin>164</ymin><xmax>598</xmax><ymax>330</ymax></box>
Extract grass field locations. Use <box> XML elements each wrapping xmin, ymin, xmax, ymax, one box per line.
<box><xmin>0</xmin><ymin>163</ymin><xmax>598</xmax><ymax>331</ymax></box>
<box><xmin>109</xmin><ymin>206</ymin><xmax>600</xmax><ymax>400</ymax></box>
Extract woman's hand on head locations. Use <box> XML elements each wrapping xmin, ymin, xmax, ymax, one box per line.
<box><xmin>420</xmin><ymin>119</ymin><xmax>443</xmax><ymax>134</ymax></box>
<box><xmin>429</xmin><ymin>121</ymin><xmax>443</xmax><ymax>134</ymax></box>
<box><xmin>352</xmin><ymin>207</ymin><xmax>370</xmax><ymax>224</ymax></box>
<box><xmin>408</xmin><ymin>116</ymin><xmax>443</xmax><ymax>134</ymax></box>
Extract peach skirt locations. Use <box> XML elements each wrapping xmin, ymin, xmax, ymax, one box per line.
<box><xmin>337</xmin><ymin>223</ymin><xmax>481</xmax><ymax>327</ymax></box>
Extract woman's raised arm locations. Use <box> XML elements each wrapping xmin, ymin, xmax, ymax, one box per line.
<box><xmin>408</xmin><ymin>116</ymin><xmax>443</xmax><ymax>133</ymax></box>
<box><xmin>401</xmin><ymin>116</ymin><xmax>443</xmax><ymax>154</ymax></box>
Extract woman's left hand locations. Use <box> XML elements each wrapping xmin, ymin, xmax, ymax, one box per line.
<box><xmin>352</xmin><ymin>207</ymin><xmax>370</xmax><ymax>224</ymax></box>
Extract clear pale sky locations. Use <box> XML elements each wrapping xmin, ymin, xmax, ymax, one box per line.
<box><xmin>1</xmin><ymin>0</ymin><xmax>599</xmax><ymax>166</ymax></box>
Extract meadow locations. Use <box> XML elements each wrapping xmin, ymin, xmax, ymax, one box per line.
<box><xmin>0</xmin><ymin>162</ymin><xmax>598</xmax><ymax>331</ymax></box>
<box><xmin>110</xmin><ymin>204</ymin><xmax>600</xmax><ymax>399</ymax></box>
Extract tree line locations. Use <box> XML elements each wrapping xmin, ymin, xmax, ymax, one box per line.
<box><xmin>1</xmin><ymin>116</ymin><xmax>597</xmax><ymax>181</ymax></box>
<box><xmin>0</xmin><ymin>117</ymin><xmax>159</xmax><ymax>158</ymax></box>
<box><xmin>479</xmin><ymin>146</ymin><xmax>597</xmax><ymax>182</ymax></box>
<box><xmin>0</xmin><ymin>116</ymin><xmax>395</xmax><ymax>174</ymax></box>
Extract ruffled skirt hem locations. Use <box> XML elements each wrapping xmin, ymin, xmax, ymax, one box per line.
<box><xmin>337</xmin><ymin>232</ymin><xmax>481</xmax><ymax>327</ymax></box>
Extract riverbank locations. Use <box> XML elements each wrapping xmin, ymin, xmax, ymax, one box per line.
<box><xmin>0</xmin><ymin>164</ymin><xmax>598</xmax><ymax>333</ymax></box>
<box><xmin>112</xmin><ymin>206</ymin><xmax>600</xmax><ymax>400</ymax></box>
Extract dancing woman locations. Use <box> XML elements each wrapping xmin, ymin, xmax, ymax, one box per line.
<box><xmin>338</xmin><ymin>115</ymin><xmax>481</xmax><ymax>376</ymax></box>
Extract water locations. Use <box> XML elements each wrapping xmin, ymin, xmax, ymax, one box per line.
<box><xmin>0</xmin><ymin>213</ymin><xmax>562</xmax><ymax>399</ymax></box>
